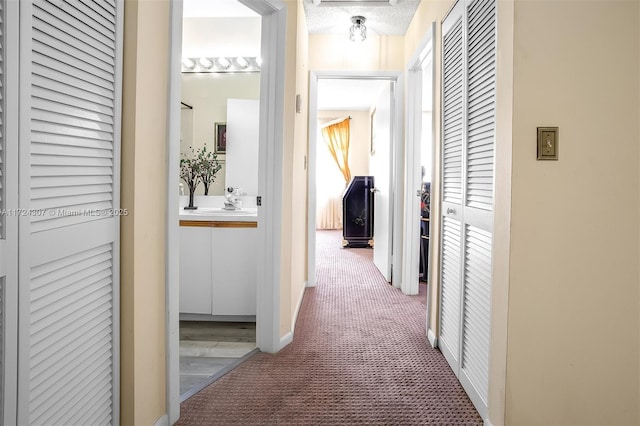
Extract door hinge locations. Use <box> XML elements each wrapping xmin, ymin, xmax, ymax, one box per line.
<box><xmin>257</xmin><ymin>196</ymin><xmax>262</xmax><ymax>206</ymax></box>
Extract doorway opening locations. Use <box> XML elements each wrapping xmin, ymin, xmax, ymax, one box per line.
<box><xmin>167</xmin><ymin>0</ymin><xmax>287</xmax><ymax>422</ymax></box>
<box><xmin>404</xmin><ymin>24</ymin><xmax>437</xmax><ymax>341</ymax></box>
<box><xmin>176</xmin><ymin>0</ymin><xmax>261</xmax><ymax>400</ymax></box>
<box><xmin>307</xmin><ymin>72</ymin><xmax>404</xmax><ymax>290</ymax></box>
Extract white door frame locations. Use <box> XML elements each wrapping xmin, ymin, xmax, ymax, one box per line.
<box><xmin>166</xmin><ymin>1</ymin><xmax>287</xmax><ymax>422</ymax></box>
<box><xmin>2</xmin><ymin>0</ymin><xmax>19</xmax><ymax>423</ymax></box>
<box><xmin>402</xmin><ymin>24</ymin><xmax>436</xmax><ymax>297</ymax></box>
<box><xmin>307</xmin><ymin>71</ymin><xmax>404</xmax><ymax>289</ymax></box>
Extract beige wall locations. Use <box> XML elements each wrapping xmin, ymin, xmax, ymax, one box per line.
<box><xmin>489</xmin><ymin>0</ymin><xmax>513</xmax><ymax>424</ymax></box>
<box><xmin>291</xmin><ymin>0</ymin><xmax>310</xmax><ymax>332</ymax></box>
<box><xmin>309</xmin><ymin>33</ymin><xmax>403</xmax><ymax>72</ymax></box>
<box><xmin>280</xmin><ymin>0</ymin><xmax>310</xmax><ymax>337</ymax></box>
<box><xmin>506</xmin><ymin>1</ymin><xmax>639</xmax><ymax>424</ymax></box>
<box><xmin>318</xmin><ymin>110</ymin><xmax>371</xmax><ymax>177</ymax></box>
<box><xmin>120</xmin><ymin>0</ymin><xmax>169</xmax><ymax>424</ymax></box>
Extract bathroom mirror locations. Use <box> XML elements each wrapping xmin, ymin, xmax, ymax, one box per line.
<box><xmin>180</xmin><ymin>12</ymin><xmax>261</xmax><ymax>196</ymax></box>
<box><xmin>180</xmin><ymin>72</ymin><xmax>260</xmax><ymax>195</ymax></box>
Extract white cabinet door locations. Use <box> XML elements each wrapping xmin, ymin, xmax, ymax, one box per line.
<box><xmin>179</xmin><ymin>227</ymin><xmax>213</xmax><ymax>314</ymax></box>
<box><xmin>211</xmin><ymin>227</ymin><xmax>257</xmax><ymax>316</ymax></box>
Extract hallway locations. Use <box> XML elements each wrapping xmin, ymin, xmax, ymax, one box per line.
<box><xmin>177</xmin><ymin>230</ymin><xmax>481</xmax><ymax>425</ymax></box>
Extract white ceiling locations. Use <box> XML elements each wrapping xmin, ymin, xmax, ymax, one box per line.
<box><xmin>317</xmin><ymin>79</ymin><xmax>389</xmax><ymax>111</ymax></box>
<box><xmin>182</xmin><ymin>0</ymin><xmax>260</xmax><ymax>57</ymax></box>
<box><xmin>303</xmin><ymin>0</ymin><xmax>420</xmax><ymax>35</ymax></box>
<box><xmin>183</xmin><ymin>0</ymin><xmax>259</xmax><ymax>18</ymax></box>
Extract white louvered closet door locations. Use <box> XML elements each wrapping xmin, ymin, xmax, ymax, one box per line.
<box><xmin>439</xmin><ymin>0</ymin><xmax>495</xmax><ymax>419</ymax></box>
<box><xmin>17</xmin><ymin>1</ymin><xmax>123</xmax><ymax>425</ymax></box>
<box><xmin>439</xmin><ymin>3</ymin><xmax>464</xmax><ymax>371</ymax></box>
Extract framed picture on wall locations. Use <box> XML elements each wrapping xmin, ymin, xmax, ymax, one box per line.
<box><xmin>215</xmin><ymin>122</ymin><xmax>227</xmax><ymax>153</ymax></box>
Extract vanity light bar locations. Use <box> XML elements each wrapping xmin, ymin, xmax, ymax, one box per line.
<box><xmin>182</xmin><ymin>56</ymin><xmax>261</xmax><ymax>73</ymax></box>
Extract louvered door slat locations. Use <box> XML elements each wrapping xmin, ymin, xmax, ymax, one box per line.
<box><xmin>439</xmin><ymin>217</ymin><xmax>462</xmax><ymax>361</ymax></box>
<box><xmin>28</xmin><ymin>243</ymin><xmax>114</xmax><ymax>425</ymax></box>
<box><xmin>442</xmin><ymin>17</ymin><xmax>464</xmax><ymax>204</ymax></box>
<box><xmin>32</xmin><ymin>141</ymin><xmax>113</xmax><ymax>157</ymax></box>
<box><xmin>461</xmin><ymin>225</ymin><xmax>492</xmax><ymax>405</ymax></box>
<box><xmin>33</xmin><ymin>55</ymin><xmax>114</xmax><ymax>92</ymax></box>
<box><xmin>78</xmin><ymin>0</ymin><xmax>116</xmax><ymax>24</ymax></box>
<box><xmin>18</xmin><ymin>1</ymin><xmax>121</xmax><ymax>424</ymax></box>
<box><xmin>32</xmin><ymin>175</ymin><xmax>113</xmax><ymax>188</ymax></box>
<box><xmin>466</xmin><ymin>0</ymin><xmax>495</xmax><ymax>211</ymax></box>
<box><xmin>63</xmin><ymin>0</ymin><xmax>115</xmax><ymax>29</ymax></box>
<box><xmin>32</xmin><ymin>75</ymin><xmax>114</xmax><ymax>106</ymax></box>
<box><xmin>34</xmin><ymin>1</ymin><xmax>115</xmax><ymax>48</ymax></box>
<box><xmin>32</xmin><ymin>29</ymin><xmax>114</xmax><ymax>75</ymax></box>
<box><xmin>34</xmin><ymin>88</ymin><xmax>114</xmax><ymax>115</ymax></box>
<box><xmin>33</xmin><ymin>17</ymin><xmax>114</xmax><ymax>64</ymax></box>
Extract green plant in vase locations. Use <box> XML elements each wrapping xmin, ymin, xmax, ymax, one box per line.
<box><xmin>196</xmin><ymin>146</ymin><xmax>222</xmax><ymax>196</ymax></box>
<box><xmin>180</xmin><ymin>147</ymin><xmax>202</xmax><ymax>210</ymax></box>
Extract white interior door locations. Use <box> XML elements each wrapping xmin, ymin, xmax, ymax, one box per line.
<box><xmin>370</xmin><ymin>82</ymin><xmax>393</xmax><ymax>281</ymax></box>
<box><xmin>403</xmin><ymin>28</ymin><xmax>434</xmax><ymax>296</ymax></box>
<box><xmin>439</xmin><ymin>0</ymin><xmax>496</xmax><ymax>419</ymax></box>
<box><xmin>17</xmin><ymin>1</ymin><xmax>122</xmax><ymax>424</ymax></box>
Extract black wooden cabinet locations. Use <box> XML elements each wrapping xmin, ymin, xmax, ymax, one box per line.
<box><xmin>420</xmin><ymin>182</ymin><xmax>431</xmax><ymax>281</ymax></box>
<box><xmin>342</xmin><ymin>176</ymin><xmax>374</xmax><ymax>248</ymax></box>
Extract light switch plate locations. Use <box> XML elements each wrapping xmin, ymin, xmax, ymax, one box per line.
<box><xmin>537</xmin><ymin>127</ymin><xmax>559</xmax><ymax>160</ymax></box>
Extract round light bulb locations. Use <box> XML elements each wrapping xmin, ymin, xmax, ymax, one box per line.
<box><xmin>198</xmin><ymin>57</ymin><xmax>213</xmax><ymax>69</ymax></box>
<box><xmin>182</xmin><ymin>58</ymin><xmax>196</xmax><ymax>70</ymax></box>
<box><xmin>236</xmin><ymin>57</ymin><xmax>249</xmax><ymax>69</ymax></box>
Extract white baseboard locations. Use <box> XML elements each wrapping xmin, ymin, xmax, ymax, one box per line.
<box><xmin>153</xmin><ymin>413</ymin><xmax>169</xmax><ymax>426</ymax></box>
<box><xmin>279</xmin><ymin>331</ymin><xmax>293</xmax><ymax>349</ymax></box>
<box><xmin>427</xmin><ymin>328</ymin><xmax>437</xmax><ymax>348</ymax></box>
<box><xmin>291</xmin><ymin>285</ymin><xmax>305</xmax><ymax>333</ymax></box>
<box><xmin>278</xmin><ymin>284</ymin><xmax>306</xmax><ymax>351</ymax></box>
<box><xmin>306</xmin><ymin>279</ymin><xmax>317</xmax><ymax>288</ymax></box>
<box><xmin>483</xmin><ymin>418</ymin><xmax>494</xmax><ymax>426</ymax></box>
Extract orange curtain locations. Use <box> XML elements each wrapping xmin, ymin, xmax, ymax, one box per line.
<box><xmin>321</xmin><ymin>118</ymin><xmax>352</xmax><ymax>184</ymax></box>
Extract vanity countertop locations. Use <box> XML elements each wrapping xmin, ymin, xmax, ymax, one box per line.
<box><xmin>179</xmin><ymin>207</ymin><xmax>258</xmax><ymax>223</ymax></box>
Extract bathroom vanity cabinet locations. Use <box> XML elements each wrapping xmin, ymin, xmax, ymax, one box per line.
<box><xmin>179</xmin><ymin>211</ymin><xmax>257</xmax><ymax>318</ymax></box>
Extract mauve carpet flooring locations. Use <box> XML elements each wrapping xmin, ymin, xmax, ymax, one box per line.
<box><xmin>177</xmin><ymin>230</ymin><xmax>481</xmax><ymax>425</ymax></box>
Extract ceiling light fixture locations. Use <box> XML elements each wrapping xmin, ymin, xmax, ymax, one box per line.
<box><xmin>349</xmin><ymin>16</ymin><xmax>367</xmax><ymax>42</ymax></box>
<box><xmin>181</xmin><ymin>57</ymin><xmax>262</xmax><ymax>73</ymax></box>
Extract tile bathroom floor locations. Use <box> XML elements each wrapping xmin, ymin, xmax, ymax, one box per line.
<box><xmin>180</xmin><ymin>321</ymin><xmax>257</xmax><ymax>400</ymax></box>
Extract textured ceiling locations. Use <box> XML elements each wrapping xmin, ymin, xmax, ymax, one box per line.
<box><xmin>303</xmin><ymin>0</ymin><xmax>420</xmax><ymax>35</ymax></box>
<box><xmin>183</xmin><ymin>0</ymin><xmax>258</xmax><ymax>18</ymax></box>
